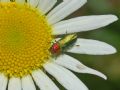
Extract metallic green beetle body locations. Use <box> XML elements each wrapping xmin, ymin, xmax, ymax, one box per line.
<box><xmin>50</xmin><ymin>34</ymin><xmax>77</xmax><ymax>55</ymax></box>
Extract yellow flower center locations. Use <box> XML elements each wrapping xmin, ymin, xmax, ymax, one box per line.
<box><xmin>0</xmin><ymin>2</ymin><xmax>53</xmax><ymax>77</ymax></box>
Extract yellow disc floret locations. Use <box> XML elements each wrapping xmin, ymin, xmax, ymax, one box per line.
<box><xmin>0</xmin><ymin>2</ymin><xmax>53</xmax><ymax>77</ymax></box>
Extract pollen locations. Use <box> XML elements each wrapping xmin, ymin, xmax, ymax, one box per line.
<box><xmin>0</xmin><ymin>2</ymin><xmax>53</xmax><ymax>77</ymax></box>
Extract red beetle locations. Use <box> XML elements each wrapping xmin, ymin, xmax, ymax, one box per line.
<box><xmin>50</xmin><ymin>42</ymin><xmax>61</xmax><ymax>55</ymax></box>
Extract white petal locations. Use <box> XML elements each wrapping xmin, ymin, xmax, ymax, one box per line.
<box><xmin>47</xmin><ymin>0</ymin><xmax>87</xmax><ymax>24</ymax></box>
<box><xmin>47</xmin><ymin>0</ymin><xmax>69</xmax><ymax>17</ymax></box>
<box><xmin>63</xmin><ymin>0</ymin><xmax>70</xmax><ymax>2</ymax></box>
<box><xmin>32</xmin><ymin>69</ymin><xmax>59</xmax><ymax>90</ymax></box>
<box><xmin>55</xmin><ymin>54</ymin><xmax>107</xmax><ymax>80</ymax></box>
<box><xmin>8</xmin><ymin>77</ymin><xmax>21</xmax><ymax>90</ymax></box>
<box><xmin>44</xmin><ymin>63</ymin><xmax>88</xmax><ymax>90</ymax></box>
<box><xmin>67</xmin><ymin>38</ymin><xmax>117</xmax><ymax>55</ymax></box>
<box><xmin>0</xmin><ymin>74</ymin><xmax>8</xmax><ymax>90</ymax></box>
<box><xmin>1</xmin><ymin>0</ymin><xmax>10</xmax><ymax>2</ymax></box>
<box><xmin>16</xmin><ymin>0</ymin><xmax>25</xmax><ymax>4</ymax></box>
<box><xmin>22</xmin><ymin>75</ymin><xmax>36</xmax><ymax>90</ymax></box>
<box><xmin>38</xmin><ymin>0</ymin><xmax>57</xmax><ymax>14</ymax></box>
<box><xmin>53</xmin><ymin>15</ymin><xmax>118</xmax><ymax>35</ymax></box>
<box><xmin>28</xmin><ymin>0</ymin><xmax>39</xmax><ymax>8</ymax></box>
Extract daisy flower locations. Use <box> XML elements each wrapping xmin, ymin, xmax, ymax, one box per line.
<box><xmin>0</xmin><ymin>0</ymin><xmax>118</xmax><ymax>90</ymax></box>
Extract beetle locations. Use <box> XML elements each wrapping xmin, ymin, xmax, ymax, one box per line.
<box><xmin>50</xmin><ymin>34</ymin><xmax>77</xmax><ymax>56</ymax></box>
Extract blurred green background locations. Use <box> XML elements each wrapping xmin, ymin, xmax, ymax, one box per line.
<box><xmin>56</xmin><ymin>0</ymin><xmax>120</xmax><ymax>90</ymax></box>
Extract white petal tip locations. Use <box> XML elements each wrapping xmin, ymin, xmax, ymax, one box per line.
<box><xmin>111</xmin><ymin>47</ymin><xmax>117</xmax><ymax>54</ymax></box>
<box><xmin>107</xmin><ymin>15</ymin><xmax>118</xmax><ymax>23</ymax></box>
<box><xmin>98</xmin><ymin>73</ymin><xmax>107</xmax><ymax>80</ymax></box>
<box><xmin>106</xmin><ymin>45</ymin><xmax>117</xmax><ymax>55</ymax></box>
<box><xmin>104</xmin><ymin>76</ymin><xmax>107</xmax><ymax>80</ymax></box>
<box><xmin>97</xmin><ymin>73</ymin><xmax>107</xmax><ymax>80</ymax></box>
<box><xmin>87</xmin><ymin>69</ymin><xmax>107</xmax><ymax>80</ymax></box>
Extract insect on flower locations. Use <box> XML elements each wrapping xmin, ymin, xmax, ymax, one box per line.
<box><xmin>50</xmin><ymin>34</ymin><xmax>78</xmax><ymax>56</ymax></box>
